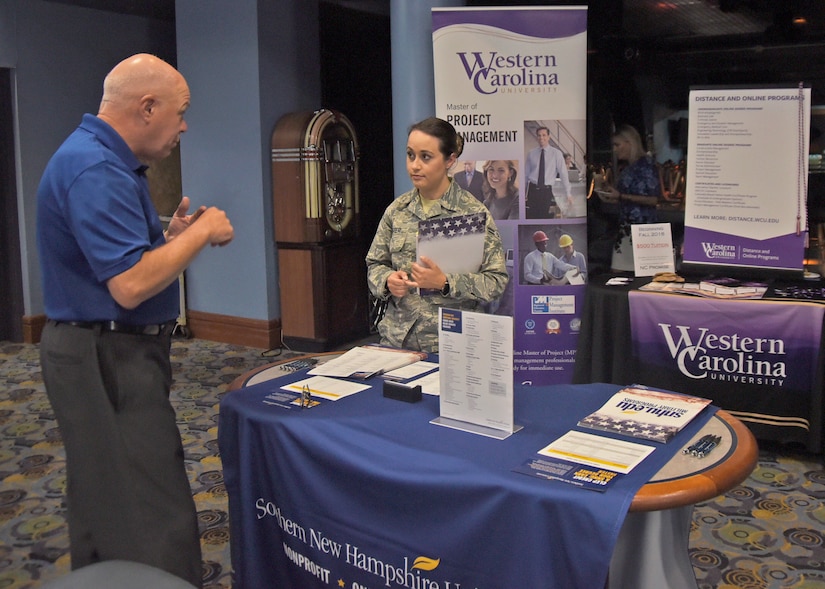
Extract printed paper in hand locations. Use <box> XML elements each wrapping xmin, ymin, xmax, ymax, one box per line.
<box><xmin>417</xmin><ymin>212</ymin><xmax>486</xmax><ymax>295</ymax></box>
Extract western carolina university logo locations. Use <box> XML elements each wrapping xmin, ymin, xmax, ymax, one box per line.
<box><xmin>658</xmin><ymin>323</ymin><xmax>786</xmax><ymax>385</ymax></box>
<box><xmin>456</xmin><ymin>51</ymin><xmax>560</xmax><ymax>95</ymax></box>
<box><xmin>701</xmin><ymin>242</ymin><xmax>736</xmax><ymax>259</ymax></box>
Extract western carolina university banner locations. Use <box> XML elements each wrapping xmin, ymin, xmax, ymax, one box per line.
<box><xmin>628</xmin><ymin>291</ymin><xmax>825</xmax><ymax>449</ymax></box>
<box><xmin>433</xmin><ymin>7</ymin><xmax>588</xmax><ymax>385</ymax></box>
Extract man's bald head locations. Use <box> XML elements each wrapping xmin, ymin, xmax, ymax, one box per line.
<box><xmin>97</xmin><ymin>54</ymin><xmax>190</xmax><ymax>164</ymax></box>
<box><xmin>100</xmin><ymin>54</ymin><xmax>181</xmax><ymax>111</ymax></box>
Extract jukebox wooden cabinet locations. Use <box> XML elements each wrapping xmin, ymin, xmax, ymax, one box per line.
<box><xmin>271</xmin><ymin>109</ymin><xmax>370</xmax><ymax>351</ymax></box>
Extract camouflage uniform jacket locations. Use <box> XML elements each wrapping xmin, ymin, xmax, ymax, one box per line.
<box><xmin>365</xmin><ymin>179</ymin><xmax>508</xmax><ymax>353</ymax></box>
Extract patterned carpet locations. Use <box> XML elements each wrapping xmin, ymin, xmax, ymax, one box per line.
<box><xmin>1</xmin><ymin>338</ymin><xmax>824</xmax><ymax>588</ymax></box>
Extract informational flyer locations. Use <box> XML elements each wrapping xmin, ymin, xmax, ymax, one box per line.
<box><xmin>631</xmin><ymin>223</ymin><xmax>675</xmax><ymax>276</ymax></box>
<box><xmin>280</xmin><ymin>376</ymin><xmax>370</xmax><ymax>402</ymax></box>
<box><xmin>433</xmin><ymin>308</ymin><xmax>517</xmax><ymax>438</ymax></box>
<box><xmin>538</xmin><ymin>431</ymin><xmax>655</xmax><ymax>475</ymax></box>
<box><xmin>683</xmin><ymin>86</ymin><xmax>810</xmax><ymax>273</ymax></box>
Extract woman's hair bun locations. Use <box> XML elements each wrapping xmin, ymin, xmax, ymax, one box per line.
<box><xmin>454</xmin><ymin>133</ymin><xmax>464</xmax><ymax>158</ymax></box>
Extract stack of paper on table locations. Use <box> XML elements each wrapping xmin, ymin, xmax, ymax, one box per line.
<box><xmin>638</xmin><ymin>277</ymin><xmax>767</xmax><ymax>299</ymax></box>
<box><xmin>308</xmin><ymin>345</ymin><xmax>427</xmax><ymax>379</ymax></box>
<box><xmin>698</xmin><ymin>277</ymin><xmax>767</xmax><ymax>299</ymax></box>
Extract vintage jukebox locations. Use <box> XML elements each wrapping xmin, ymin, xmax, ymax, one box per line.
<box><xmin>271</xmin><ymin>109</ymin><xmax>370</xmax><ymax>351</ymax></box>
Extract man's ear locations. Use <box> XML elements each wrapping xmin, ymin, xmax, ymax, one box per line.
<box><xmin>139</xmin><ymin>95</ymin><xmax>155</xmax><ymax>121</ymax></box>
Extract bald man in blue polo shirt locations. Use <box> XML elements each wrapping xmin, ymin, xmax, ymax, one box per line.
<box><xmin>37</xmin><ymin>54</ymin><xmax>233</xmax><ymax>587</ymax></box>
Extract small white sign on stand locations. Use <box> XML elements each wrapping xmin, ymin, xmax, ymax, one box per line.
<box><xmin>631</xmin><ymin>223</ymin><xmax>675</xmax><ymax>277</ymax></box>
<box><xmin>431</xmin><ymin>308</ymin><xmax>521</xmax><ymax>440</ymax></box>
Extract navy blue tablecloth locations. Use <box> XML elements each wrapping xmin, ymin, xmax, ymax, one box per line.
<box><xmin>219</xmin><ymin>378</ymin><xmax>715</xmax><ymax>589</ymax></box>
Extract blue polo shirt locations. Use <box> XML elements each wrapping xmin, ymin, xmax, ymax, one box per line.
<box><xmin>37</xmin><ymin>114</ymin><xmax>179</xmax><ymax>324</ymax></box>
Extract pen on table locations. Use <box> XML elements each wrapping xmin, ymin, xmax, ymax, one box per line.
<box><xmin>684</xmin><ymin>434</ymin><xmax>713</xmax><ymax>455</ymax></box>
<box><xmin>692</xmin><ymin>435</ymin><xmax>716</xmax><ymax>457</ymax></box>
<box><xmin>289</xmin><ymin>384</ymin><xmax>341</xmax><ymax>399</ymax></box>
<box><xmin>697</xmin><ymin>436</ymin><xmax>721</xmax><ymax>459</ymax></box>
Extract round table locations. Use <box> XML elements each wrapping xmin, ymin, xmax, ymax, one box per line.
<box><xmin>228</xmin><ymin>353</ymin><xmax>758</xmax><ymax>589</ymax></box>
<box><xmin>612</xmin><ymin>408</ymin><xmax>757</xmax><ymax>589</ymax></box>
<box><xmin>228</xmin><ymin>353</ymin><xmax>757</xmax><ymax>508</ymax></box>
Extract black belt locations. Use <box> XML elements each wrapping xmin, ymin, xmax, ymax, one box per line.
<box><xmin>528</xmin><ymin>182</ymin><xmax>554</xmax><ymax>191</ymax></box>
<box><xmin>58</xmin><ymin>320</ymin><xmax>174</xmax><ymax>336</ymax></box>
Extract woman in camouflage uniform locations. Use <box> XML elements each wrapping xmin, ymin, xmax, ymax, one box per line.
<box><xmin>366</xmin><ymin>117</ymin><xmax>508</xmax><ymax>353</ymax></box>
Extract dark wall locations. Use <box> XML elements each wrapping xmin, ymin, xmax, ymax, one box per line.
<box><xmin>0</xmin><ymin>68</ymin><xmax>23</xmax><ymax>342</ymax></box>
<box><xmin>319</xmin><ymin>4</ymin><xmax>392</xmax><ymax>243</ymax></box>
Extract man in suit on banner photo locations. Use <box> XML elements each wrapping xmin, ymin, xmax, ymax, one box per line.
<box><xmin>525</xmin><ymin>125</ymin><xmax>572</xmax><ymax>219</ymax></box>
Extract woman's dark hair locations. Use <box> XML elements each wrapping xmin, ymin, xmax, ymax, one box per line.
<box><xmin>408</xmin><ymin>117</ymin><xmax>464</xmax><ymax>160</ymax></box>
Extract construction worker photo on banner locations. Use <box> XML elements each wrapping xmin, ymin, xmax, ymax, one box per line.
<box><xmin>518</xmin><ymin>224</ymin><xmax>588</xmax><ymax>286</ymax></box>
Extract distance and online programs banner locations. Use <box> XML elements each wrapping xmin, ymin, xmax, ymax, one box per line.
<box><xmin>684</xmin><ymin>86</ymin><xmax>810</xmax><ymax>272</ymax></box>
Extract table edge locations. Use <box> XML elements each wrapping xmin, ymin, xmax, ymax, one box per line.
<box><xmin>226</xmin><ymin>351</ymin><xmax>344</xmax><ymax>391</ymax></box>
<box><xmin>629</xmin><ymin>409</ymin><xmax>758</xmax><ymax>512</ymax></box>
